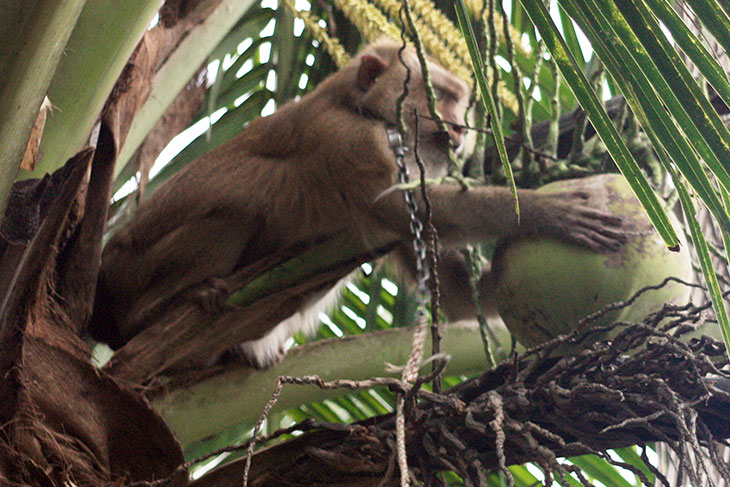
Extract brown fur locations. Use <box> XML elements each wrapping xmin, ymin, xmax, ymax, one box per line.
<box><xmin>89</xmin><ymin>41</ymin><xmax>625</xmax><ymax>366</ymax></box>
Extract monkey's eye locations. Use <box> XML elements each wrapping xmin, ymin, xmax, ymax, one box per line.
<box><xmin>433</xmin><ymin>85</ymin><xmax>456</xmax><ymax>103</ymax></box>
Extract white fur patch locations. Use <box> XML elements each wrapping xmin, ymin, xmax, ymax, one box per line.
<box><xmin>238</xmin><ymin>276</ymin><xmax>351</xmax><ymax>368</ymax></box>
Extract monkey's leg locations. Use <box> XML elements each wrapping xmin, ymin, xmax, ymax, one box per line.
<box><xmin>392</xmin><ymin>246</ymin><xmax>496</xmax><ymax>322</ymax></box>
<box><xmin>436</xmin><ymin>249</ymin><xmax>497</xmax><ymax>322</ymax></box>
<box><xmin>109</xmin><ymin>216</ymin><xmax>255</xmax><ymax>343</ymax></box>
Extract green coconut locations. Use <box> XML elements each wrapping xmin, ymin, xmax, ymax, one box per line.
<box><xmin>492</xmin><ymin>173</ymin><xmax>696</xmax><ymax>349</ymax></box>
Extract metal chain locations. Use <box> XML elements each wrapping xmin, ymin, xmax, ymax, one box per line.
<box><xmin>388</xmin><ymin>125</ymin><xmax>432</xmax><ymax>487</ymax></box>
<box><xmin>387</xmin><ymin>127</ymin><xmax>431</xmax><ymax>313</ymax></box>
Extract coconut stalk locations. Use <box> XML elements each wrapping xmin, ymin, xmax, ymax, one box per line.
<box><xmin>0</xmin><ymin>0</ymin><xmax>86</xmax><ymax>217</ymax></box>
<box><xmin>25</xmin><ymin>0</ymin><xmax>160</xmax><ymax>180</ymax></box>
<box><xmin>153</xmin><ymin>324</ymin><xmax>505</xmax><ymax>446</ymax></box>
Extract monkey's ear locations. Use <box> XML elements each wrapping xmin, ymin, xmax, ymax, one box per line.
<box><xmin>357</xmin><ymin>54</ymin><xmax>387</xmax><ymax>91</ymax></box>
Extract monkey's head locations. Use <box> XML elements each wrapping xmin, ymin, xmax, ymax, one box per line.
<box><xmin>348</xmin><ymin>41</ymin><xmax>470</xmax><ymax>164</ymax></box>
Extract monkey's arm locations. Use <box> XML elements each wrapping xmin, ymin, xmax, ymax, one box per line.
<box><xmin>374</xmin><ymin>184</ymin><xmax>626</xmax><ymax>252</ymax></box>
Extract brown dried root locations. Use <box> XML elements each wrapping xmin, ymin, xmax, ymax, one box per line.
<box><xmin>185</xmin><ymin>280</ymin><xmax>730</xmax><ymax>487</ymax></box>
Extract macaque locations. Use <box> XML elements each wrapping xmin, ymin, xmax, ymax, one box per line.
<box><xmin>89</xmin><ymin>41</ymin><xmax>625</xmax><ymax>368</ymax></box>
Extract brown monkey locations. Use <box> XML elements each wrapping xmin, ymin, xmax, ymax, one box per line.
<box><xmin>89</xmin><ymin>41</ymin><xmax>625</xmax><ymax>367</ymax></box>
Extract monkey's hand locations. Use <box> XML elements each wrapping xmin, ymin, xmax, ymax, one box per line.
<box><xmin>528</xmin><ymin>191</ymin><xmax>628</xmax><ymax>252</ymax></box>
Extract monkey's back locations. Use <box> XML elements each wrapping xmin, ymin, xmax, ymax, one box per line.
<box><xmin>90</xmin><ymin>75</ymin><xmax>400</xmax><ymax>347</ymax></box>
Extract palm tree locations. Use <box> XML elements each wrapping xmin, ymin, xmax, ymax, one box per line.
<box><xmin>1</xmin><ymin>0</ymin><xmax>730</xmax><ymax>485</ymax></box>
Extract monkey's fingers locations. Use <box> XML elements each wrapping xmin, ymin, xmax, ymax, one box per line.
<box><xmin>582</xmin><ymin>210</ymin><xmax>623</xmax><ymax>227</ymax></box>
<box><xmin>569</xmin><ymin>210</ymin><xmax>629</xmax><ymax>251</ymax></box>
<box><xmin>567</xmin><ymin>233</ymin><xmax>618</xmax><ymax>252</ymax></box>
<box><xmin>584</xmin><ymin>230</ymin><xmax>625</xmax><ymax>251</ymax></box>
<box><xmin>563</xmin><ymin>223</ymin><xmax>624</xmax><ymax>251</ymax></box>
<box><xmin>565</xmin><ymin>201</ymin><xmax>618</xmax><ymax>221</ymax></box>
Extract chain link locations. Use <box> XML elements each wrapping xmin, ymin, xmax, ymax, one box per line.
<box><xmin>387</xmin><ymin>127</ymin><xmax>430</xmax><ymax>313</ymax></box>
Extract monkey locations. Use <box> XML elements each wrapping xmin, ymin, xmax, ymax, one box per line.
<box><xmin>89</xmin><ymin>41</ymin><xmax>626</xmax><ymax>368</ymax></box>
